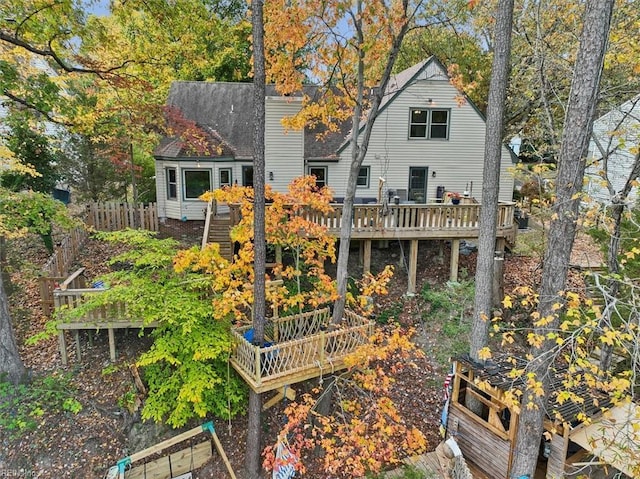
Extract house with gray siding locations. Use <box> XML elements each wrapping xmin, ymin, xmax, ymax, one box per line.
<box><xmin>153</xmin><ymin>57</ymin><xmax>515</xmax><ymax>222</ymax></box>
<box><xmin>585</xmin><ymin>94</ymin><xmax>640</xmax><ymax>205</ymax></box>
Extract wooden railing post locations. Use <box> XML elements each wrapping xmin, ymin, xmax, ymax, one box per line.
<box><xmin>254</xmin><ymin>344</ymin><xmax>261</xmax><ymax>385</ymax></box>
<box><xmin>319</xmin><ymin>330</ymin><xmax>326</xmax><ymax>364</ymax></box>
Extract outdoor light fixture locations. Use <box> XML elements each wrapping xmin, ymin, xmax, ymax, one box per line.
<box><xmin>432</xmin><ymin>171</ymin><xmax>436</xmax><ymax>178</ymax></box>
<box><xmin>269</xmin><ymin>171</ymin><xmax>274</xmax><ymax>181</ymax></box>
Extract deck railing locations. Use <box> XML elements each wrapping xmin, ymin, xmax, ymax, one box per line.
<box><xmin>228</xmin><ymin>202</ymin><xmax>515</xmax><ymax>239</ymax></box>
<box><xmin>230</xmin><ymin>308</ymin><xmax>374</xmax><ymax>393</ymax></box>
<box><xmin>53</xmin><ymin>286</ymin><xmax>157</xmax><ymax>364</ymax></box>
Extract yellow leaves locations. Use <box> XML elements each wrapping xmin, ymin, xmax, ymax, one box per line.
<box><xmin>502</xmin><ymin>295</ymin><xmax>513</xmax><ymax>308</ymax></box>
<box><xmin>477</xmin><ymin>347</ymin><xmax>492</xmax><ymax>361</ymax></box>
<box><xmin>533</xmin><ymin>314</ymin><xmax>555</xmax><ymax>328</ymax></box>
<box><xmin>501</xmin><ymin>331</ymin><xmax>515</xmax><ymax>345</ymax></box>
<box><xmin>624</xmin><ymin>247</ymin><xmax>640</xmax><ymax>261</ymax></box>
<box><xmin>502</xmin><ymin>389</ymin><xmax>521</xmax><ymax>415</ymax></box>
<box><xmin>527</xmin><ymin>332</ymin><xmax>544</xmax><ymax>348</ymax></box>
<box><xmin>600</xmin><ymin>328</ymin><xmax>618</xmax><ymax>346</ymax></box>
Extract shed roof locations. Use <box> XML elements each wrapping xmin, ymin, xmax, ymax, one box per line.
<box><xmin>456</xmin><ymin>354</ymin><xmax>612</xmax><ymax>426</ymax></box>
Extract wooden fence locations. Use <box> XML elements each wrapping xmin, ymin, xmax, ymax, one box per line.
<box><xmin>41</xmin><ymin>226</ymin><xmax>88</xmax><ymax>277</ymax></box>
<box><xmin>38</xmin><ymin>202</ymin><xmax>158</xmax><ymax>317</ymax></box>
<box><xmin>39</xmin><ymin>227</ymin><xmax>89</xmax><ymax>317</ymax></box>
<box><xmin>85</xmin><ymin>202</ymin><xmax>159</xmax><ymax>232</ymax></box>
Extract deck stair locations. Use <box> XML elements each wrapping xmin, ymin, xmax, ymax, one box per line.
<box><xmin>205</xmin><ymin>216</ymin><xmax>233</xmax><ymax>260</ymax></box>
<box><xmin>201</xmin><ymin>200</ymin><xmax>233</xmax><ymax>260</ymax></box>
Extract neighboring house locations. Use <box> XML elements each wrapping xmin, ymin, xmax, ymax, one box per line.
<box><xmin>153</xmin><ymin>57</ymin><xmax>516</xmax><ymax>222</ymax></box>
<box><xmin>585</xmin><ymin>94</ymin><xmax>640</xmax><ymax>205</ymax></box>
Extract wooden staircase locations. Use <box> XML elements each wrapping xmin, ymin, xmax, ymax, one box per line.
<box><xmin>204</xmin><ymin>215</ymin><xmax>233</xmax><ymax>261</ymax></box>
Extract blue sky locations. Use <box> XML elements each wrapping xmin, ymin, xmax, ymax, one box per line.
<box><xmin>85</xmin><ymin>0</ymin><xmax>110</xmax><ymax>17</ymax></box>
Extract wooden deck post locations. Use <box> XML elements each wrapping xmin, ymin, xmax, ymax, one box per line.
<box><xmin>108</xmin><ymin>328</ymin><xmax>116</xmax><ymax>361</ymax></box>
<box><xmin>58</xmin><ymin>331</ymin><xmax>68</xmax><ymax>366</ymax></box>
<box><xmin>254</xmin><ymin>345</ymin><xmax>261</xmax><ymax>384</ymax></box>
<box><xmin>275</xmin><ymin>245</ymin><xmax>282</xmax><ymax>279</ymax></box>
<box><xmin>319</xmin><ymin>330</ymin><xmax>326</xmax><ymax>364</ymax></box>
<box><xmin>363</xmin><ymin>240</ymin><xmax>372</xmax><ymax>274</ymax></box>
<box><xmin>450</xmin><ymin>239</ymin><xmax>460</xmax><ymax>282</ymax></box>
<box><xmin>493</xmin><ymin>238</ymin><xmax>506</xmax><ymax>307</ymax></box>
<box><xmin>408</xmin><ymin>239</ymin><xmax>419</xmax><ymax>294</ymax></box>
<box><xmin>74</xmin><ymin>330</ymin><xmax>81</xmax><ymax>361</ymax></box>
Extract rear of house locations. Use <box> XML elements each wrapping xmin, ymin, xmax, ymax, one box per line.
<box><xmin>153</xmin><ymin>57</ymin><xmax>515</xmax><ymax>224</ymax></box>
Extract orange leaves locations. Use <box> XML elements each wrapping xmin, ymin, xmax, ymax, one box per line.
<box><xmin>263</xmin><ymin>0</ymin><xmax>414</xmax><ymax>136</ymax></box>
<box><xmin>348</xmin><ymin>265</ymin><xmax>394</xmax><ymax>316</ymax></box>
<box><xmin>263</xmin><ymin>326</ymin><xmax>427</xmax><ymax>477</ymax></box>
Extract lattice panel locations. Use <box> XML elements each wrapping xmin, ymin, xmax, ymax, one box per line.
<box><xmin>230</xmin><ymin>309</ymin><xmax>374</xmax><ymax>392</ymax></box>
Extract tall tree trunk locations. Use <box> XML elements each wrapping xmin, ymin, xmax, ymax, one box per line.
<box><xmin>0</xmin><ymin>272</ymin><xmax>27</xmax><ymax>384</ymax></box>
<box><xmin>246</xmin><ymin>0</ymin><xmax>266</xmax><ymax>475</ymax></box>
<box><xmin>510</xmin><ymin>1</ymin><xmax>614</xmax><ymax>476</ymax></box>
<box><xmin>470</xmin><ymin>0</ymin><xmax>514</xmax><ymax>362</ymax></box>
<box><xmin>332</xmin><ymin>0</ymin><xmax>412</xmax><ymax>323</ymax></box>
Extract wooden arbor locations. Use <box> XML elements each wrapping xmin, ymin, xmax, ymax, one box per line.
<box><xmin>229</xmin><ymin>308</ymin><xmax>373</xmax><ymax>395</ymax></box>
<box><xmin>442</xmin><ymin>355</ymin><xmax>637</xmax><ymax>479</ymax></box>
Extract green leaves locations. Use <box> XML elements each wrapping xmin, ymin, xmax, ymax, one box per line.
<box><xmin>0</xmin><ymin>189</ymin><xmax>78</xmax><ymax>238</ymax></box>
<box><xmin>0</xmin><ymin>372</ymin><xmax>83</xmax><ymax>437</ymax></box>
<box><xmin>53</xmin><ymin>229</ymin><xmax>247</xmax><ymax>428</ymax></box>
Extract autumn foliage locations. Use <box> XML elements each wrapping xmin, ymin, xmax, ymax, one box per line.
<box><xmin>183</xmin><ymin>176</ymin><xmax>393</xmax><ymax>319</ymax></box>
<box><xmin>263</xmin><ymin>327</ymin><xmax>428</xmax><ymax>477</ymax></box>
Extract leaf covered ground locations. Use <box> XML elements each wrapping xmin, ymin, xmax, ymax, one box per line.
<box><xmin>1</xmin><ymin>230</ymin><xmax>599</xmax><ymax>478</ymax></box>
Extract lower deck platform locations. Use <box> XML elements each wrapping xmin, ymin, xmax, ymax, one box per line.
<box><xmin>229</xmin><ymin>308</ymin><xmax>373</xmax><ymax>393</ymax></box>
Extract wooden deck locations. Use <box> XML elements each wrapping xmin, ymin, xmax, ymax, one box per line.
<box><xmin>54</xmin><ymin>287</ymin><xmax>157</xmax><ymax>364</ymax></box>
<box><xmin>226</xmin><ymin>202</ymin><xmax>516</xmax><ymax>241</ymax></box>
<box><xmin>229</xmin><ymin>308</ymin><xmax>373</xmax><ymax>394</ymax></box>
<box><xmin>205</xmin><ymin>202</ymin><xmax>516</xmax><ymax>293</ymax></box>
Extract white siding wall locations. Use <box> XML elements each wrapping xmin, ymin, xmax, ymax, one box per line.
<box><xmin>586</xmin><ymin>99</ymin><xmax>640</xmax><ymax>205</ymax></box>
<box><xmin>155</xmin><ymin>160</ymin><xmax>217</xmax><ymax>220</ymax></box>
<box><xmin>327</xmin><ymin>78</ymin><xmax>515</xmax><ymax>203</ymax></box>
<box><xmin>265</xmin><ymin>97</ymin><xmax>305</xmax><ymax>191</ymax></box>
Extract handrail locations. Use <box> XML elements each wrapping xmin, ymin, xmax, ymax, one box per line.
<box><xmin>228</xmin><ymin>202</ymin><xmax>516</xmax><ymax>234</ymax></box>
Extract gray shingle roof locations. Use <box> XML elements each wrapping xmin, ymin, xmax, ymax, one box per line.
<box><xmin>154</xmin><ymin>81</ymin><xmax>352</xmax><ymax>160</ymax></box>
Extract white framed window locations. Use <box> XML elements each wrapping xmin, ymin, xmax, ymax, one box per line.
<box><xmin>183</xmin><ymin>169</ymin><xmax>212</xmax><ymax>200</ymax></box>
<box><xmin>308</xmin><ymin>166</ymin><xmax>327</xmax><ymax>188</ymax></box>
<box><xmin>357</xmin><ymin>166</ymin><xmax>370</xmax><ymax>188</ymax></box>
<box><xmin>409</xmin><ymin>108</ymin><xmax>450</xmax><ymax>140</ymax></box>
<box><xmin>166</xmin><ymin>167</ymin><xmax>177</xmax><ymax>200</ymax></box>
<box><xmin>219</xmin><ymin>168</ymin><xmax>232</xmax><ymax>187</ymax></box>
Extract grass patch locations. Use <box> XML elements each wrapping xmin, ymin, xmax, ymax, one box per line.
<box><xmin>420</xmin><ymin>280</ymin><xmax>475</xmax><ymax>367</ymax></box>
<box><xmin>511</xmin><ymin>227</ymin><xmax>545</xmax><ymax>257</ymax></box>
<box><xmin>376</xmin><ymin>300</ymin><xmax>405</xmax><ymax>324</ymax></box>
<box><xmin>367</xmin><ymin>464</ymin><xmax>435</xmax><ymax>478</ymax></box>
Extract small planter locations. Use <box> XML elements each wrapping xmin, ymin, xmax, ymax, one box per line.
<box><xmin>451</xmin><ymin>198</ymin><xmax>461</xmax><ymax>205</ymax></box>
